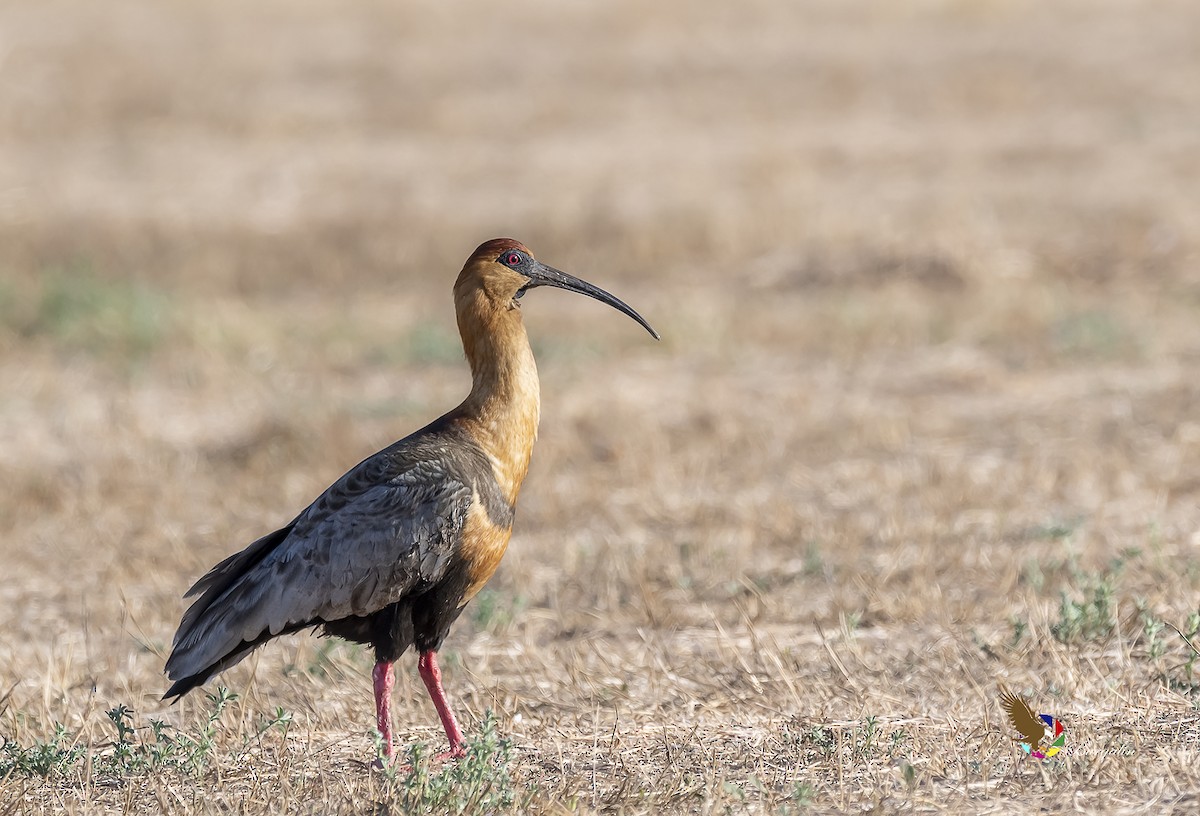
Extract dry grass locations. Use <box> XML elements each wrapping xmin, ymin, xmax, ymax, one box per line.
<box><xmin>2</xmin><ymin>0</ymin><xmax>1200</xmax><ymax>812</ymax></box>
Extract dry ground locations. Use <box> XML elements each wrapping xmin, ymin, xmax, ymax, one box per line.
<box><xmin>2</xmin><ymin>0</ymin><xmax>1200</xmax><ymax>812</ymax></box>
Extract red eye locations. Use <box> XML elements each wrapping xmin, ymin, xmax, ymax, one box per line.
<box><xmin>506</xmin><ymin>253</ymin><xmax>521</xmax><ymax>265</ymax></box>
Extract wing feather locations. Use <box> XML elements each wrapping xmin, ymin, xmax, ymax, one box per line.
<box><xmin>165</xmin><ymin>451</ymin><xmax>472</xmax><ymax>684</ymax></box>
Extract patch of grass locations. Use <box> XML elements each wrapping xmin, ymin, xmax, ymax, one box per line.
<box><xmin>790</xmin><ymin>718</ymin><xmax>899</xmax><ymax>765</ymax></box>
<box><xmin>108</xmin><ymin>687</ymin><xmax>237</xmax><ymax>776</ymax></box>
<box><xmin>1051</xmin><ymin>570</ymin><xmax>1117</xmax><ymax>643</ymax></box>
<box><xmin>0</xmin><ymin>722</ymin><xmax>83</xmax><ymax>779</ymax></box>
<box><xmin>379</xmin><ymin>710</ymin><xmax>521</xmax><ymax>814</ymax></box>
<box><xmin>469</xmin><ymin>589</ymin><xmax>527</xmax><ymax>635</ymax></box>
<box><xmin>720</xmin><ymin>776</ymin><xmax>817</xmax><ymax>814</ymax></box>
<box><xmin>11</xmin><ymin>264</ymin><xmax>170</xmax><ymax>357</ymax></box>
<box><xmin>787</xmin><ymin>780</ymin><xmax>816</xmax><ymax>810</ymax></box>
<box><xmin>292</xmin><ymin>639</ymin><xmax>368</xmax><ymax>679</ymax></box>
<box><xmin>855</xmin><ymin>715</ymin><xmax>880</xmax><ymax>758</ymax></box>
<box><xmin>804</xmin><ymin>540</ymin><xmax>826</xmax><ymax>578</ymax></box>
<box><xmin>1137</xmin><ymin>604</ymin><xmax>1168</xmax><ymax>661</ymax></box>
<box><xmin>0</xmin><ymin>688</ymin><xmax>257</xmax><ymax>782</ymax></box>
<box><xmin>1182</xmin><ymin>611</ymin><xmax>1200</xmax><ymax>677</ymax></box>
<box><xmin>1161</xmin><ymin>610</ymin><xmax>1200</xmax><ymax>700</ymax></box>
<box><xmin>1050</xmin><ymin>309</ymin><xmax>1135</xmax><ymax>359</ymax></box>
<box><xmin>1029</xmin><ymin>517</ymin><xmax>1084</xmax><ymax>542</ymax></box>
<box><xmin>1009</xmin><ymin>616</ymin><xmax>1029</xmax><ymax>647</ymax></box>
<box><xmin>801</xmin><ymin>726</ymin><xmax>836</xmax><ymax>759</ymax></box>
<box><xmin>405</xmin><ymin>321</ymin><xmax>463</xmax><ymax>365</ymax></box>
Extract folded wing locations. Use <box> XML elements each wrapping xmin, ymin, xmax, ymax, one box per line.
<box><xmin>164</xmin><ymin>454</ymin><xmax>472</xmax><ymax>696</ymax></box>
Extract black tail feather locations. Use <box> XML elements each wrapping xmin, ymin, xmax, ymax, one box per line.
<box><xmin>162</xmin><ymin>620</ymin><xmax>315</xmax><ymax>702</ymax></box>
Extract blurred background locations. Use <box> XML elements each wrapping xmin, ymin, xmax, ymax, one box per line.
<box><xmin>1</xmin><ymin>0</ymin><xmax>1198</xmax><ymax>811</ymax></box>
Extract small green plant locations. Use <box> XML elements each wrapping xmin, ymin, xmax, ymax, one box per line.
<box><xmin>803</xmin><ymin>726</ymin><xmax>836</xmax><ymax>758</ymax></box>
<box><xmin>180</xmin><ymin>686</ymin><xmax>238</xmax><ymax>773</ymax></box>
<box><xmin>18</xmin><ymin>265</ymin><xmax>169</xmax><ymax>357</ymax></box>
<box><xmin>0</xmin><ymin>723</ymin><xmax>83</xmax><ymax>779</ymax></box>
<box><xmin>1</xmin><ymin>687</ymin><xmax>246</xmax><ymax>782</ymax></box>
<box><xmin>1029</xmin><ymin>519</ymin><xmax>1081</xmax><ymax>542</ymax></box>
<box><xmin>1009</xmin><ymin>617</ymin><xmax>1029</xmax><ymax>647</ymax></box>
<box><xmin>1182</xmin><ymin>611</ymin><xmax>1200</xmax><ymax>679</ymax></box>
<box><xmin>470</xmin><ymin>589</ymin><xmax>527</xmax><ymax>634</ymax></box>
<box><xmin>1052</xmin><ymin>571</ymin><xmax>1116</xmax><ymax>643</ymax></box>
<box><xmin>232</xmin><ymin>706</ymin><xmax>294</xmax><ymax>764</ymax></box>
<box><xmin>405</xmin><ymin>321</ymin><xmax>463</xmax><ymax>365</ymax></box>
<box><xmin>1051</xmin><ymin>309</ymin><xmax>1131</xmax><ymax>359</ymax></box>
<box><xmin>102</xmin><ymin>687</ymin><xmax>241</xmax><ymax>777</ymax></box>
<box><xmin>788</xmin><ymin>780</ymin><xmax>815</xmax><ymax>808</ymax></box>
<box><xmin>856</xmin><ymin>715</ymin><xmax>879</xmax><ymax>757</ymax></box>
<box><xmin>721</xmin><ymin>781</ymin><xmax>748</xmax><ymax>807</ymax></box>
<box><xmin>803</xmin><ymin>541</ymin><xmax>825</xmax><ymax>577</ymax></box>
<box><xmin>840</xmin><ymin>610</ymin><xmax>863</xmax><ymax>637</ymax></box>
<box><xmin>1136</xmin><ymin>604</ymin><xmax>1167</xmax><ymax>660</ymax></box>
<box><xmin>1021</xmin><ymin>559</ymin><xmax>1046</xmax><ymax>591</ymax></box>
<box><xmin>1161</xmin><ymin>610</ymin><xmax>1200</xmax><ymax>700</ymax></box>
<box><xmin>382</xmin><ymin>710</ymin><xmax>518</xmax><ymax>814</ymax></box>
<box><xmin>105</xmin><ymin>704</ymin><xmax>169</xmax><ymax>775</ymax></box>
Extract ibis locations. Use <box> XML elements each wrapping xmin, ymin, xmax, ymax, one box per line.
<box><xmin>163</xmin><ymin>238</ymin><xmax>658</xmax><ymax>762</ymax></box>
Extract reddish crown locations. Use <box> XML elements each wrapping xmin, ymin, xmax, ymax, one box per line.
<box><xmin>467</xmin><ymin>238</ymin><xmax>532</xmax><ymax>265</ymax></box>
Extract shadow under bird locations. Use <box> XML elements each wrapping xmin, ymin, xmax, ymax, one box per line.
<box><xmin>163</xmin><ymin>239</ymin><xmax>658</xmax><ymax>762</ymax></box>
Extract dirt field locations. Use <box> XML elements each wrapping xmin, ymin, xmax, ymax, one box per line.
<box><xmin>2</xmin><ymin>0</ymin><xmax>1199</xmax><ymax>812</ymax></box>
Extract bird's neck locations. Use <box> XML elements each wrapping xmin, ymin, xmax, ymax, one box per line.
<box><xmin>453</xmin><ymin>294</ymin><xmax>541</xmax><ymax>506</ymax></box>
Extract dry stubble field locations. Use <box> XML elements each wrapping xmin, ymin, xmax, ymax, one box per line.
<box><xmin>2</xmin><ymin>0</ymin><xmax>1200</xmax><ymax>813</ymax></box>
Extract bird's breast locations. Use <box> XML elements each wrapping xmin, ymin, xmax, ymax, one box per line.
<box><xmin>455</xmin><ymin>398</ymin><xmax>539</xmax><ymax>508</ymax></box>
<box><xmin>457</xmin><ymin>496</ymin><xmax>513</xmax><ymax>606</ymax></box>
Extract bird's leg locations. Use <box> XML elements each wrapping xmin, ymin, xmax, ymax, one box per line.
<box><xmin>417</xmin><ymin>650</ymin><xmax>466</xmax><ymax>759</ymax></box>
<box><xmin>372</xmin><ymin>661</ymin><xmax>395</xmax><ymax>763</ymax></box>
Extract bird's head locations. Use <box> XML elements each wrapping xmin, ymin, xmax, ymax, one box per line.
<box><xmin>455</xmin><ymin>238</ymin><xmax>659</xmax><ymax>339</ymax></box>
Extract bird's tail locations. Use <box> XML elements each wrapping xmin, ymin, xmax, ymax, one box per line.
<box><xmin>162</xmin><ymin>644</ymin><xmax>257</xmax><ymax>702</ymax></box>
<box><xmin>162</xmin><ymin>621</ymin><xmax>310</xmax><ymax>702</ymax></box>
<box><xmin>163</xmin><ymin>524</ymin><xmax>296</xmax><ymax>700</ymax></box>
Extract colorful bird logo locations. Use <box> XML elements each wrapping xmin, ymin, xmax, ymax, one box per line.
<box><xmin>999</xmin><ymin>688</ymin><xmax>1066</xmax><ymax>760</ymax></box>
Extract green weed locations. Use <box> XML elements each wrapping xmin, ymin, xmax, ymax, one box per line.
<box><xmin>13</xmin><ymin>265</ymin><xmax>169</xmax><ymax>356</ymax></box>
<box><xmin>1162</xmin><ymin>610</ymin><xmax>1200</xmax><ymax>699</ymax></box>
<box><xmin>802</xmin><ymin>726</ymin><xmax>836</xmax><ymax>758</ymax></box>
<box><xmin>101</xmin><ymin>687</ymin><xmax>238</xmax><ymax>777</ymax></box>
<box><xmin>0</xmin><ymin>687</ymin><xmax>260</xmax><ymax>783</ymax></box>
<box><xmin>405</xmin><ymin>321</ymin><xmax>463</xmax><ymax>365</ymax></box>
<box><xmin>1009</xmin><ymin>617</ymin><xmax>1029</xmax><ymax>647</ymax></box>
<box><xmin>1051</xmin><ymin>571</ymin><xmax>1117</xmax><ymax>643</ymax></box>
<box><xmin>469</xmin><ymin>589</ymin><xmax>527</xmax><ymax>634</ymax></box>
<box><xmin>379</xmin><ymin>710</ymin><xmax>520</xmax><ymax>814</ymax></box>
<box><xmin>0</xmin><ymin>722</ymin><xmax>84</xmax><ymax>779</ymax></box>
<box><xmin>1051</xmin><ymin>309</ymin><xmax>1134</xmax><ymax>359</ymax></box>
<box><xmin>787</xmin><ymin>780</ymin><xmax>816</xmax><ymax>809</ymax></box>
<box><xmin>1136</xmin><ymin>604</ymin><xmax>1167</xmax><ymax>661</ymax></box>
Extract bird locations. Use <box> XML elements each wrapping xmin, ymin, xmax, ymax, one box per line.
<box><xmin>999</xmin><ymin>687</ymin><xmax>1048</xmax><ymax>750</ymax></box>
<box><xmin>163</xmin><ymin>238</ymin><xmax>658</xmax><ymax>762</ymax></box>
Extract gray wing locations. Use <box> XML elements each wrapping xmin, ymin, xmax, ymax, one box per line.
<box><xmin>165</xmin><ymin>455</ymin><xmax>472</xmax><ymax>685</ymax></box>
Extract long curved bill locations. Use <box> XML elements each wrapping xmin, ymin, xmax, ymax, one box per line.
<box><xmin>522</xmin><ymin>261</ymin><xmax>660</xmax><ymax>340</ymax></box>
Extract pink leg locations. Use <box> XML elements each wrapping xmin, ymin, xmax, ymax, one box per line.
<box><xmin>372</xmin><ymin>661</ymin><xmax>395</xmax><ymax>761</ymax></box>
<box><xmin>417</xmin><ymin>650</ymin><xmax>466</xmax><ymax>758</ymax></box>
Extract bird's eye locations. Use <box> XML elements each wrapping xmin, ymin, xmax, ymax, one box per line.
<box><xmin>505</xmin><ymin>252</ymin><xmax>522</xmax><ymax>266</ymax></box>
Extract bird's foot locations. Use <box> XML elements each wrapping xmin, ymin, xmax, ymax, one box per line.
<box><xmin>370</xmin><ymin>742</ymin><xmax>465</xmax><ymax>774</ymax></box>
<box><xmin>430</xmin><ymin>743</ymin><xmax>467</xmax><ymax>764</ymax></box>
